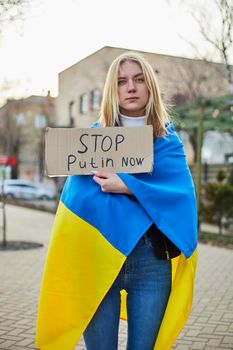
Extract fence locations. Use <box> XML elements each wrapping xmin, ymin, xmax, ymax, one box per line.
<box><xmin>190</xmin><ymin>163</ymin><xmax>233</xmax><ymax>185</ymax></box>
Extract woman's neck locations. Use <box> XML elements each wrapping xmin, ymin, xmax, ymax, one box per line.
<box><xmin>119</xmin><ymin>113</ymin><xmax>147</xmax><ymax>127</ymax></box>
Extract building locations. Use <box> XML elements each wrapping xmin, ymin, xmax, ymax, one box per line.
<box><xmin>56</xmin><ymin>46</ymin><xmax>230</xmax><ymax>128</ymax></box>
<box><xmin>0</xmin><ymin>93</ymin><xmax>56</xmax><ymax>181</ymax></box>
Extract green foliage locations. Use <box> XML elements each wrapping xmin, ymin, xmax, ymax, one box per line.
<box><xmin>174</xmin><ymin>94</ymin><xmax>233</xmax><ymax>132</ymax></box>
<box><xmin>202</xmin><ymin>179</ymin><xmax>233</xmax><ymax>235</ymax></box>
<box><xmin>228</xmin><ymin>166</ymin><xmax>233</xmax><ymax>186</ymax></box>
<box><xmin>216</xmin><ymin>169</ymin><xmax>227</xmax><ymax>183</ymax></box>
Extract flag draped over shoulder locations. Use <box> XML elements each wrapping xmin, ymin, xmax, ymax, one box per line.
<box><xmin>36</xmin><ymin>122</ymin><xmax>198</xmax><ymax>350</ymax></box>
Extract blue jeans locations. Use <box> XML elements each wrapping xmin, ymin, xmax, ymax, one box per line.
<box><xmin>83</xmin><ymin>232</ymin><xmax>171</xmax><ymax>350</ymax></box>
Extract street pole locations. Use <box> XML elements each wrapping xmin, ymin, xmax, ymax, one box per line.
<box><xmin>2</xmin><ymin>170</ymin><xmax>6</xmax><ymax>246</ymax></box>
<box><xmin>35</xmin><ymin>114</ymin><xmax>47</xmax><ymax>182</ymax></box>
<box><xmin>0</xmin><ymin>165</ymin><xmax>7</xmax><ymax>247</ymax></box>
<box><xmin>38</xmin><ymin>130</ymin><xmax>43</xmax><ymax>182</ymax></box>
<box><xmin>196</xmin><ymin>98</ymin><xmax>205</xmax><ymax>230</ymax></box>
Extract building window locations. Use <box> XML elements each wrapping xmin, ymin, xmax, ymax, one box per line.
<box><xmin>16</xmin><ymin>113</ymin><xmax>25</xmax><ymax>126</ymax></box>
<box><xmin>69</xmin><ymin>101</ymin><xmax>75</xmax><ymax>126</ymax></box>
<box><xmin>35</xmin><ymin>114</ymin><xmax>47</xmax><ymax>129</ymax></box>
<box><xmin>91</xmin><ymin>89</ymin><xmax>101</xmax><ymax>110</ymax></box>
<box><xmin>80</xmin><ymin>94</ymin><xmax>88</xmax><ymax>114</ymax></box>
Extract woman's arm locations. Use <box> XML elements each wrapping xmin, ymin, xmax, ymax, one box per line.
<box><xmin>92</xmin><ymin>171</ymin><xmax>131</xmax><ymax>194</ymax></box>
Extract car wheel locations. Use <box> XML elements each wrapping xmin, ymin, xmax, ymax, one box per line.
<box><xmin>39</xmin><ymin>195</ymin><xmax>49</xmax><ymax>200</ymax></box>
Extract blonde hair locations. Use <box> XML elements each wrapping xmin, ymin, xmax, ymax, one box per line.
<box><xmin>99</xmin><ymin>51</ymin><xmax>170</xmax><ymax>137</ymax></box>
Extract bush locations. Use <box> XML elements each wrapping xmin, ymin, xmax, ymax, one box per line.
<box><xmin>202</xmin><ymin>181</ymin><xmax>233</xmax><ymax>234</ymax></box>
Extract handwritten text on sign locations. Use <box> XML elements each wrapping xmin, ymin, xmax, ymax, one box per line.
<box><xmin>45</xmin><ymin>126</ymin><xmax>153</xmax><ymax>176</ymax></box>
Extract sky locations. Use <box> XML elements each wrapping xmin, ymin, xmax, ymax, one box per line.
<box><xmin>0</xmin><ymin>0</ymin><xmax>232</xmax><ymax>105</ymax></box>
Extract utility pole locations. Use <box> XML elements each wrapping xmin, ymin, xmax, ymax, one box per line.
<box><xmin>196</xmin><ymin>98</ymin><xmax>206</xmax><ymax>230</ymax></box>
<box><xmin>0</xmin><ymin>161</ymin><xmax>7</xmax><ymax>247</ymax></box>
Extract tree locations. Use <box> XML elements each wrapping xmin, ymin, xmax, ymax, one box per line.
<box><xmin>189</xmin><ymin>0</ymin><xmax>233</xmax><ymax>92</ymax></box>
<box><xmin>0</xmin><ymin>0</ymin><xmax>29</xmax><ymax>25</ymax></box>
<box><xmin>0</xmin><ymin>0</ymin><xmax>34</xmax><ymax>39</ymax></box>
<box><xmin>204</xmin><ymin>182</ymin><xmax>233</xmax><ymax>235</ymax></box>
<box><xmin>202</xmin><ymin>170</ymin><xmax>233</xmax><ymax>235</ymax></box>
<box><xmin>170</xmin><ymin>59</ymin><xmax>225</xmax><ymax>105</ymax></box>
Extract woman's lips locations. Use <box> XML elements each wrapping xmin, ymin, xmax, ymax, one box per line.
<box><xmin>126</xmin><ymin>97</ymin><xmax>139</xmax><ymax>101</ymax></box>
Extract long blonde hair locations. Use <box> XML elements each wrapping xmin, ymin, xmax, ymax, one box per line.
<box><xmin>99</xmin><ymin>51</ymin><xmax>170</xmax><ymax>137</ymax></box>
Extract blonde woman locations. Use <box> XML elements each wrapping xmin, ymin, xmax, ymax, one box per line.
<box><xmin>36</xmin><ymin>52</ymin><xmax>197</xmax><ymax>350</ymax></box>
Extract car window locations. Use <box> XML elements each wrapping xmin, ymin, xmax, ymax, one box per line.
<box><xmin>19</xmin><ymin>184</ymin><xmax>36</xmax><ymax>189</ymax></box>
<box><xmin>5</xmin><ymin>183</ymin><xmax>36</xmax><ymax>189</ymax></box>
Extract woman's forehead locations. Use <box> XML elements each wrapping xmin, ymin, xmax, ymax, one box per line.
<box><xmin>118</xmin><ymin>60</ymin><xmax>143</xmax><ymax>76</ymax></box>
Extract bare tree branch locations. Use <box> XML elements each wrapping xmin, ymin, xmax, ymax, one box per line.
<box><xmin>0</xmin><ymin>0</ymin><xmax>29</xmax><ymax>23</ymax></box>
<box><xmin>185</xmin><ymin>0</ymin><xmax>233</xmax><ymax>92</ymax></box>
<box><xmin>169</xmin><ymin>58</ymin><xmax>225</xmax><ymax>104</ymax></box>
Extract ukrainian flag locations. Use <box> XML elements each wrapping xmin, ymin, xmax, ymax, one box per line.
<box><xmin>36</xmin><ymin>123</ymin><xmax>198</xmax><ymax>350</ymax></box>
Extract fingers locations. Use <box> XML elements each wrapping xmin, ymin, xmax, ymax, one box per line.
<box><xmin>93</xmin><ymin>173</ymin><xmax>128</xmax><ymax>194</ymax></box>
<box><xmin>93</xmin><ymin>175</ymin><xmax>110</xmax><ymax>192</ymax></box>
<box><xmin>92</xmin><ymin>175</ymin><xmax>105</xmax><ymax>186</ymax></box>
<box><xmin>92</xmin><ymin>171</ymin><xmax>113</xmax><ymax>179</ymax></box>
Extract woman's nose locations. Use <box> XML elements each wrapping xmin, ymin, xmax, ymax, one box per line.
<box><xmin>127</xmin><ymin>79</ymin><xmax>136</xmax><ymax>92</ymax></box>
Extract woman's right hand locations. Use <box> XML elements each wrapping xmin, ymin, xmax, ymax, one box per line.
<box><xmin>92</xmin><ymin>171</ymin><xmax>131</xmax><ymax>195</ymax></box>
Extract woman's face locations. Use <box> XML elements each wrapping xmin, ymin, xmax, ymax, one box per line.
<box><xmin>118</xmin><ymin>60</ymin><xmax>149</xmax><ymax>117</ymax></box>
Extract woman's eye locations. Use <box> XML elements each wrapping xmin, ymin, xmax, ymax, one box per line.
<box><xmin>135</xmin><ymin>78</ymin><xmax>144</xmax><ymax>83</ymax></box>
<box><xmin>118</xmin><ymin>80</ymin><xmax>126</xmax><ymax>86</ymax></box>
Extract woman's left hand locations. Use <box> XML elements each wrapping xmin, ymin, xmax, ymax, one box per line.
<box><xmin>92</xmin><ymin>171</ymin><xmax>131</xmax><ymax>194</ymax></box>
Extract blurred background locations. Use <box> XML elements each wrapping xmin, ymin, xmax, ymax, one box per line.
<box><xmin>0</xmin><ymin>0</ymin><xmax>233</xmax><ymax>235</ymax></box>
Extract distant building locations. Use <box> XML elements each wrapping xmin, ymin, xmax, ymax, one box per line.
<box><xmin>202</xmin><ymin>131</ymin><xmax>233</xmax><ymax>164</ymax></box>
<box><xmin>56</xmin><ymin>46</ymin><xmax>231</xmax><ymax>128</ymax></box>
<box><xmin>0</xmin><ymin>93</ymin><xmax>56</xmax><ymax>181</ymax></box>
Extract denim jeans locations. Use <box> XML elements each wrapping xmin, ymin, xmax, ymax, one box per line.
<box><xmin>83</xmin><ymin>232</ymin><xmax>171</xmax><ymax>350</ymax></box>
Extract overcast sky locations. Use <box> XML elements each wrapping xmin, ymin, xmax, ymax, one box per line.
<box><xmin>0</xmin><ymin>0</ymin><xmax>231</xmax><ymax>103</ymax></box>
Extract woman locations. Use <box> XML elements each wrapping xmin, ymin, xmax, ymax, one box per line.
<box><xmin>36</xmin><ymin>52</ymin><xmax>198</xmax><ymax>350</ymax></box>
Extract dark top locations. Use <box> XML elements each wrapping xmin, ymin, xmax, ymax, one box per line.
<box><xmin>146</xmin><ymin>224</ymin><xmax>181</xmax><ymax>260</ymax></box>
<box><xmin>130</xmin><ymin>194</ymin><xmax>181</xmax><ymax>260</ymax></box>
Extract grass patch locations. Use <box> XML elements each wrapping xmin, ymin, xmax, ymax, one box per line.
<box><xmin>199</xmin><ymin>231</ymin><xmax>233</xmax><ymax>249</ymax></box>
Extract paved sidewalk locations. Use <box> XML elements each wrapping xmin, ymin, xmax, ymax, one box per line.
<box><xmin>0</xmin><ymin>205</ymin><xmax>233</xmax><ymax>350</ymax></box>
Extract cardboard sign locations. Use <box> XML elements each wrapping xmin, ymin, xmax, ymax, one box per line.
<box><xmin>45</xmin><ymin>126</ymin><xmax>154</xmax><ymax>176</ymax></box>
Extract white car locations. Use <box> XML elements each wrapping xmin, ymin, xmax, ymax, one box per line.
<box><xmin>1</xmin><ymin>179</ymin><xmax>55</xmax><ymax>200</ymax></box>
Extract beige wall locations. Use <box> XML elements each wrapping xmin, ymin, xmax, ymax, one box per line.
<box><xmin>0</xmin><ymin>94</ymin><xmax>56</xmax><ymax>181</ymax></box>
<box><xmin>56</xmin><ymin>46</ymin><xmax>230</xmax><ymax>128</ymax></box>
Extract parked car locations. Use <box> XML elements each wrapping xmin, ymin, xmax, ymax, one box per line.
<box><xmin>1</xmin><ymin>179</ymin><xmax>55</xmax><ymax>200</ymax></box>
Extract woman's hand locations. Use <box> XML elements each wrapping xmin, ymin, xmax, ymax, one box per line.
<box><xmin>92</xmin><ymin>171</ymin><xmax>131</xmax><ymax>194</ymax></box>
